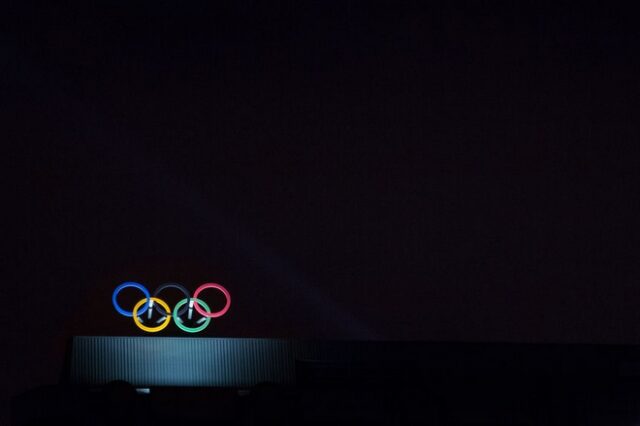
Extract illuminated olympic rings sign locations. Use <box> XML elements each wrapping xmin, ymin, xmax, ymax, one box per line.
<box><xmin>112</xmin><ymin>282</ymin><xmax>231</xmax><ymax>333</ymax></box>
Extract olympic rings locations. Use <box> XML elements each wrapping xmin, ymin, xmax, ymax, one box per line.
<box><xmin>153</xmin><ymin>283</ymin><xmax>191</xmax><ymax>316</ymax></box>
<box><xmin>173</xmin><ymin>298</ymin><xmax>211</xmax><ymax>333</ymax></box>
<box><xmin>193</xmin><ymin>283</ymin><xmax>231</xmax><ymax>318</ymax></box>
<box><xmin>112</xmin><ymin>282</ymin><xmax>231</xmax><ymax>333</ymax></box>
<box><xmin>132</xmin><ymin>297</ymin><xmax>172</xmax><ymax>333</ymax></box>
<box><xmin>112</xmin><ymin>282</ymin><xmax>150</xmax><ymax>317</ymax></box>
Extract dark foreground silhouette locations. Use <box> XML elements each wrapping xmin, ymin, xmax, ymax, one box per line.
<box><xmin>13</xmin><ymin>338</ymin><xmax>640</xmax><ymax>425</ymax></box>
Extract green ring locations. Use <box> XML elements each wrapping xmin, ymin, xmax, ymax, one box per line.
<box><xmin>173</xmin><ymin>298</ymin><xmax>212</xmax><ymax>333</ymax></box>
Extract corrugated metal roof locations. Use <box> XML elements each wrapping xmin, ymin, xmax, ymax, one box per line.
<box><xmin>69</xmin><ymin>336</ymin><xmax>297</xmax><ymax>386</ymax></box>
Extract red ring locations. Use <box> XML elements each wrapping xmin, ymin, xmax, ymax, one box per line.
<box><xmin>193</xmin><ymin>283</ymin><xmax>231</xmax><ymax>318</ymax></box>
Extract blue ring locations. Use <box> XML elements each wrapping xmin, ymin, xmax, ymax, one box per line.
<box><xmin>112</xmin><ymin>282</ymin><xmax>150</xmax><ymax>317</ymax></box>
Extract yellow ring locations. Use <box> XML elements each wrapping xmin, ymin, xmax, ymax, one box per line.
<box><xmin>132</xmin><ymin>297</ymin><xmax>172</xmax><ymax>333</ymax></box>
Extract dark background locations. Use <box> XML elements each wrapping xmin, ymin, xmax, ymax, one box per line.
<box><xmin>2</xmin><ymin>1</ymin><xmax>640</xmax><ymax>421</ymax></box>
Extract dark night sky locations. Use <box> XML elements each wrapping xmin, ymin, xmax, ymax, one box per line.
<box><xmin>2</xmin><ymin>1</ymin><xmax>640</xmax><ymax>416</ymax></box>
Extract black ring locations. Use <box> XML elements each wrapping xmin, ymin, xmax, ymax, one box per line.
<box><xmin>152</xmin><ymin>283</ymin><xmax>191</xmax><ymax>316</ymax></box>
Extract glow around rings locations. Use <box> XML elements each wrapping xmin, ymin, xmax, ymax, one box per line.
<box><xmin>193</xmin><ymin>283</ymin><xmax>231</xmax><ymax>318</ymax></box>
<box><xmin>112</xmin><ymin>282</ymin><xmax>150</xmax><ymax>317</ymax></box>
<box><xmin>132</xmin><ymin>297</ymin><xmax>172</xmax><ymax>333</ymax></box>
<box><xmin>112</xmin><ymin>282</ymin><xmax>231</xmax><ymax>333</ymax></box>
<box><xmin>173</xmin><ymin>298</ymin><xmax>211</xmax><ymax>333</ymax></box>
